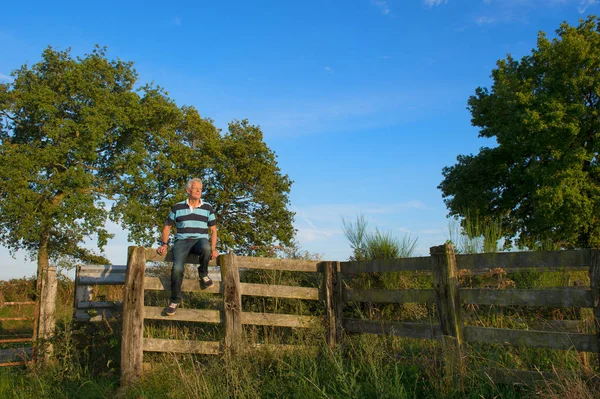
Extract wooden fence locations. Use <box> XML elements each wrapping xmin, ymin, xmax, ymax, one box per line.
<box><xmin>74</xmin><ymin>265</ymin><xmax>126</xmax><ymax>322</ymax></box>
<box><xmin>0</xmin><ymin>300</ymin><xmax>36</xmax><ymax>367</ymax></box>
<box><xmin>0</xmin><ymin>265</ymin><xmax>58</xmax><ymax>366</ymax></box>
<box><xmin>74</xmin><ymin>263</ymin><xmax>222</xmax><ymax>322</ymax></box>
<box><xmin>120</xmin><ymin>244</ymin><xmax>600</xmax><ymax>386</ymax></box>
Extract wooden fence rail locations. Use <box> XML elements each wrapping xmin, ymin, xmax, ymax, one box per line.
<box><xmin>0</xmin><ymin>300</ymin><xmax>36</xmax><ymax>367</ymax></box>
<box><xmin>117</xmin><ymin>245</ymin><xmax>600</xmax><ymax>386</ymax></box>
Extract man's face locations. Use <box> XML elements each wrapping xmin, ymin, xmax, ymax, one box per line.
<box><xmin>187</xmin><ymin>182</ymin><xmax>202</xmax><ymax>200</ymax></box>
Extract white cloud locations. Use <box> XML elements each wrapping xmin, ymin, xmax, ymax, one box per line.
<box><xmin>424</xmin><ymin>0</ymin><xmax>448</xmax><ymax>7</ymax></box>
<box><xmin>418</xmin><ymin>228</ymin><xmax>444</xmax><ymax>235</ymax></box>
<box><xmin>372</xmin><ymin>0</ymin><xmax>391</xmax><ymax>15</ymax></box>
<box><xmin>173</xmin><ymin>17</ymin><xmax>182</xmax><ymax>26</ymax></box>
<box><xmin>0</xmin><ymin>73</ymin><xmax>13</xmax><ymax>82</ymax></box>
<box><xmin>295</xmin><ymin>226</ymin><xmax>340</xmax><ymax>243</ymax></box>
<box><xmin>475</xmin><ymin>16</ymin><xmax>495</xmax><ymax>25</ymax></box>
<box><xmin>324</xmin><ymin>66</ymin><xmax>333</xmax><ymax>73</ymax></box>
<box><xmin>293</xmin><ymin>201</ymin><xmax>432</xmax><ymax>225</ymax></box>
<box><xmin>578</xmin><ymin>0</ymin><xmax>597</xmax><ymax>13</ymax></box>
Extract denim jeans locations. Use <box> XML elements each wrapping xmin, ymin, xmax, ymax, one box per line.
<box><xmin>170</xmin><ymin>238</ymin><xmax>211</xmax><ymax>304</ymax></box>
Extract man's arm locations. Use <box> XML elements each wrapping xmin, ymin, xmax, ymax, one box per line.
<box><xmin>157</xmin><ymin>225</ymin><xmax>172</xmax><ymax>255</ymax></box>
<box><xmin>209</xmin><ymin>225</ymin><xmax>218</xmax><ymax>259</ymax></box>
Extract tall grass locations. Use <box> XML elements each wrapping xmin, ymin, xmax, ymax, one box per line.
<box><xmin>447</xmin><ymin>211</ymin><xmax>504</xmax><ymax>254</ymax></box>
<box><xmin>2</xmin><ymin>233</ymin><xmax>600</xmax><ymax>398</ymax></box>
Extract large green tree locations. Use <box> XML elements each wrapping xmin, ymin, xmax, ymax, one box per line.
<box><xmin>439</xmin><ymin>16</ymin><xmax>600</xmax><ymax>250</ymax></box>
<box><xmin>1</xmin><ymin>47</ymin><xmax>141</xmax><ymax>271</ymax></box>
<box><xmin>1</xmin><ymin>46</ymin><xmax>295</xmax><ymax>275</ymax></box>
<box><xmin>114</xmin><ymin>117</ymin><xmax>295</xmax><ymax>255</ymax></box>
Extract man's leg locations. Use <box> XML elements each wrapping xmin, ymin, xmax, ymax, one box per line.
<box><xmin>170</xmin><ymin>239</ymin><xmax>195</xmax><ymax>304</ymax></box>
<box><xmin>191</xmin><ymin>238</ymin><xmax>211</xmax><ymax>277</ymax></box>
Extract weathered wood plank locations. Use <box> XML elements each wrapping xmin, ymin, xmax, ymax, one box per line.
<box><xmin>75</xmin><ymin>284</ymin><xmax>92</xmax><ymax>305</ymax></box>
<box><xmin>144</xmin><ymin>276</ymin><xmax>222</xmax><ymax>295</ymax></box>
<box><xmin>77</xmin><ymin>301</ymin><xmax>122</xmax><ymax>309</ymax></box>
<box><xmin>144</xmin><ymin>248</ymin><xmax>218</xmax><ymax>265</ymax></box>
<box><xmin>341</xmin><ymin>256</ymin><xmax>431</xmax><ymax>274</ymax></box>
<box><xmin>344</xmin><ymin>289</ymin><xmax>436</xmax><ymax>304</ymax></box>
<box><xmin>240</xmin><ymin>283</ymin><xmax>321</xmax><ymax>300</ymax></box>
<box><xmin>220</xmin><ymin>254</ymin><xmax>243</xmax><ymax>351</ymax></box>
<box><xmin>461</xmin><ymin>288</ymin><xmax>593</xmax><ymax>308</ymax></box>
<box><xmin>0</xmin><ymin>317</ymin><xmax>34</xmax><ymax>321</ymax></box>
<box><xmin>0</xmin><ymin>302</ymin><xmax>36</xmax><ymax>306</ymax></box>
<box><xmin>456</xmin><ymin>249</ymin><xmax>590</xmax><ymax>271</ymax></box>
<box><xmin>343</xmin><ymin>319</ymin><xmax>442</xmax><ymax>340</ymax></box>
<box><xmin>121</xmin><ymin>246</ymin><xmax>146</xmax><ymax>385</ymax></box>
<box><xmin>431</xmin><ymin>244</ymin><xmax>465</xmax><ymax>383</ymax></box>
<box><xmin>79</xmin><ymin>265</ymin><xmax>127</xmax><ymax>275</ymax></box>
<box><xmin>0</xmin><ymin>347</ymin><xmax>32</xmax><ymax>363</ymax></box>
<box><xmin>241</xmin><ymin>312</ymin><xmax>322</xmax><ymax>328</ymax></box>
<box><xmin>463</xmin><ymin>326</ymin><xmax>599</xmax><ymax>352</ymax></box>
<box><xmin>78</xmin><ymin>265</ymin><xmax>127</xmax><ymax>285</ymax></box>
<box><xmin>237</xmin><ymin>256</ymin><xmax>321</xmax><ymax>272</ymax></box>
<box><xmin>36</xmin><ymin>266</ymin><xmax>57</xmax><ymax>361</ymax></box>
<box><xmin>143</xmin><ymin>338</ymin><xmax>221</xmax><ymax>355</ymax></box>
<box><xmin>78</xmin><ymin>274</ymin><xmax>126</xmax><ymax>285</ymax></box>
<box><xmin>529</xmin><ymin>320</ymin><xmax>584</xmax><ymax>333</ymax></box>
<box><xmin>324</xmin><ymin>261</ymin><xmax>343</xmax><ymax>349</ymax></box>
<box><xmin>143</xmin><ymin>306</ymin><xmax>222</xmax><ymax>323</ymax></box>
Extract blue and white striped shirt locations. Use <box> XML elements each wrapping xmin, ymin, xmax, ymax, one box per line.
<box><xmin>165</xmin><ymin>200</ymin><xmax>216</xmax><ymax>241</ymax></box>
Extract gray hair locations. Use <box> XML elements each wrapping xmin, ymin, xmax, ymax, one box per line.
<box><xmin>186</xmin><ymin>178</ymin><xmax>203</xmax><ymax>191</ymax></box>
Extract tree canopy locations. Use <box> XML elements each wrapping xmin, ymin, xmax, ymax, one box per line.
<box><xmin>0</xmin><ymin>46</ymin><xmax>295</xmax><ymax>272</ymax></box>
<box><xmin>439</xmin><ymin>16</ymin><xmax>600</xmax><ymax>250</ymax></box>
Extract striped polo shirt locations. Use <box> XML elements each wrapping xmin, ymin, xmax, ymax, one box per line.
<box><xmin>166</xmin><ymin>199</ymin><xmax>216</xmax><ymax>241</ymax></box>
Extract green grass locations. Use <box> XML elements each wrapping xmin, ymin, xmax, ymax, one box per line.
<box><xmin>1</xmin><ymin>260</ymin><xmax>599</xmax><ymax>398</ymax></box>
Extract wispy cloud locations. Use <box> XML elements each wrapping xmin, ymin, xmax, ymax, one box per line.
<box><xmin>296</xmin><ymin>226</ymin><xmax>340</xmax><ymax>243</ymax></box>
<box><xmin>578</xmin><ymin>0</ymin><xmax>597</xmax><ymax>13</ymax></box>
<box><xmin>0</xmin><ymin>73</ymin><xmax>12</xmax><ymax>82</ymax></box>
<box><xmin>475</xmin><ymin>16</ymin><xmax>495</xmax><ymax>25</ymax></box>
<box><xmin>173</xmin><ymin>17</ymin><xmax>182</xmax><ymax>26</ymax></box>
<box><xmin>293</xmin><ymin>201</ymin><xmax>432</xmax><ymax>225</ymax></box>
<box><xmin>324</xmin><ymin>66</ymin><xmax>333</xmax><ymax>73</ymax></box>
<box><xmin>372</xmin><ymin>0</ymin><xmax>391</xmax><ymax>15</ymax></box>
<box><xmin>424</xmin><ymin>0</ymin><xmax>448</xmax><ymax>7</ymax></box>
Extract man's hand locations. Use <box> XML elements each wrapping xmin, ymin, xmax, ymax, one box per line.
<box><xmin>157</xmin><ymin>244</ymin><xmax>168</xmax><ymax>256</ymax></box>
<box><xmin>211</xmin><ymin>249</ymin><xmax>219</xmax><ymax>260</ymax></box>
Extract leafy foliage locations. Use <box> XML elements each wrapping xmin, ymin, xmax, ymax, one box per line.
<box><xmin>439</xmin><ymin>16</ymin><xmax>600</xmax><ymax>249</ymax></box>
<box><xmin>113</xmin><ymin>117</ymin><xmax>295</xmax><ymax>254</ymax></box>
<box><xmin>0</xmin><ymin>46</ymin><xmax>295</xmax><ymax>272</ymax></box>
<box><xmin>0</xmin><ymin>46</ymin><xmax>148</xmax><ymax>267</ymax></box>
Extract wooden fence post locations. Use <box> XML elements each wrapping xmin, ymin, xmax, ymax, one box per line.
<box><xmin>36</xmin><ymin>266</ymin><xmax>57</xmax><ymax>361</ymax></box>
<box><xmin>430</xmin><ymin>243</ymin><xmax>465</xmax><ymax>384</ymax></box>
<box><xmin>324</xmin><ymin>261</ymin><xmax>343</xmax><ymax>350</ymax></box>
<box><xmin>590</xmin><ymin>249</ymin><xmax>600</xmax><ymax>367</ymax></box>
<box><xmin>121</xmin><ymin>246</ymin><xmax>146</xmax><ymax>385</ymax></box>
<box><xmin>219</xmin><ymin>253</ymin><xmax>242</xmax><ymax>352</ymax></box>
<box><xmin>73</xmin><ymin>265</ymin><xmax>93</xmax><ymax>321</ymax></box>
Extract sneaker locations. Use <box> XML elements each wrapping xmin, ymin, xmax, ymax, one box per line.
<box><xmin>200</xmin><ymin>275</ymin><xmax>214</xmax><ymax>289</ymax></box>
<box><xmin>165</xmin><ymin>302</ymin><xmax>178</xmax><ymax>316</ymax></box>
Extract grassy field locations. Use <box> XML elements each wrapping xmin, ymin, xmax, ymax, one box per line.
<box><xmin>0</xmin><ymin>267</ymin><xmax>599</xmax><ymax>398</ymax></box>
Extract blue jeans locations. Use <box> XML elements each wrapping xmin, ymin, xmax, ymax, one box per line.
<box><xmin>170</xmin><ymin>238</ymin><xmax>211</xmax><ymax>304</ymax></box>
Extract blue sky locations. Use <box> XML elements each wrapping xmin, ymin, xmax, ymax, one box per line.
<box><xmin>1</xmin><ymin>0</ymin><xmax>598</xmax><ymax>279</ymax></box>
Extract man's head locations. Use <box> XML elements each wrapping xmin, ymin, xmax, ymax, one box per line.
<box><xmin>186</xmin><ymin>178</ymin><xmax>203</xmax><ymax>201</ymax></box>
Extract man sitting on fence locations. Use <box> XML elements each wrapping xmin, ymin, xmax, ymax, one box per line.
<box><xmin>157</xmin><ymin>178</ymin><xmax>219</xmax><ymax>316</ymax></box>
